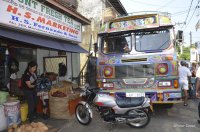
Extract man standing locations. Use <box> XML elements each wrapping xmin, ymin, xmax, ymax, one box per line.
<box><xmin>196</xmin><ymin>84</ymin><xmax>200</xmax><ymax>123</ymax></box>
<box><xmin>195</xmin><ymin>62</ymin><xmax>200</xmax><ymax>123</ymax></box>
<box><xmin>178</xmin><ymin>61</ymin><xmax>192</xmax><ymax>106</ymax></box>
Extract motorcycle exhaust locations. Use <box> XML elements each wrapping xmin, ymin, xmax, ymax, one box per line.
<box><xmin>115</xmin><ymin>117</ymin><xmax>144</xmax><ymax>124</ymax></box>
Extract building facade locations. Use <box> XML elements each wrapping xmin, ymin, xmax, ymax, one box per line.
<box><xmin>76</xmin><ymin>0</ymin><xmax>127</xmax><ymax>71</ymax></box>
<box><xmin>0</xmin><ymin>0</ymin><xmax>90</xmax><ymax>92</ymax></box>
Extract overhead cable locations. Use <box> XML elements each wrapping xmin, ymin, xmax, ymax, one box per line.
<box><xmin>184</xmin><ymin>2</ymin><xmax>200</xmax><ymax>30</ymax></box>
<box><xmin>156</xmin><ymin>0</ymin><xmax>175</xmax><ymax>10</ymax></box>
<box><xmin>181</xmin><ymin>0</ymin><xmax>194</xmax><ymax>28</ymax></box>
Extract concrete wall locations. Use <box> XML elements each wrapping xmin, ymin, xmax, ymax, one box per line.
<box><xmin>77</xmin><ymin>0</ymin><xmax>103</xmax><ymax>71</ymax></box>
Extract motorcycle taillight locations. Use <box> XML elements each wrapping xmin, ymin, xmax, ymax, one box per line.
<box><xmin>95</xmin><ymin>102</ymin><xmax>104</xmax><ymax>106</ymax></box>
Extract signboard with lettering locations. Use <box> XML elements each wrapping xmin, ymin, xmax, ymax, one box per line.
<box><xmin>0</xmin><ymin>0</ymin><xmax>82</xmax><ymax>42</ymax></box>
<box><xmin>108</xmin><ymin>16</ymin><xmax>158</xmax><ymax>33</ymax></box>
<box><xmin>100</xmin><ymin>14</ymin><xmax>172</xmax><ymax>33</ymax></box>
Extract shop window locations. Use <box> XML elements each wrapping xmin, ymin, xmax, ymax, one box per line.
<box><xmin>9</xmin><ymin>47</ymin><xmax>36</xmax><ymax>62</ymax></box>
<box><xmin>58</xmin><ymin>51</ymin><xmax>66</xmax><ymax>56</ymax></box>
<box><xmin>44</xmin><ymin>56</ymin><xmax>67</xmax><ymax>76</ymax></box>
<box><xmin>0</xmin><ymin>47</ymin><xmax>6</xmax><ymax>66</ymax></box>
<box><xmin>9</xmin><ymin>47</ymin><xmax>37</xmax><ymax>78</ymax></box>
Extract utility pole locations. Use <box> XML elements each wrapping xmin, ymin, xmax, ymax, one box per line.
<box><xmin>180</xmin><ymin>44</ymin><xmax>183</xmax><ymax>54</ymax></box>
<box><xmin>190</xmin><ymin>31</ymin><xmax>192</xmax><ymax>46</ymax></box>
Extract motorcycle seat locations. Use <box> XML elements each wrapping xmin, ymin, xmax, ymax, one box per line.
<box><xmin>116</xmin><ymin>97</ymin><xmax>144</xmax><ymax>108</ymax></box>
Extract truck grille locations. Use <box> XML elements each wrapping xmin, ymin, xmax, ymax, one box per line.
<box><xmin>115</xmin><ymin>64</ymin><xmax>154</xmax><ymax>78</ymax></box>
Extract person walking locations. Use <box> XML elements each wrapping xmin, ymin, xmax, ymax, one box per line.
<box><xmin>22</xmin><ymin>61</ymin><xmax>38</xmax><ymax>122</ymax></box>
<box><xmin>189</xmin><ymin>63</ymin><xmax>197</xmax><ymax>98</ymax></box>
<box><xmin>178</xmin><ymin>61</ymin><xmax>192</xmax><ymax>106</ymax></box>
<box><xmin>196</xmin><ymin>83</ymin><xmax>200</xmax><ymax>124</ymax></box>
<box><xmin>195</xmin><ymin>62</ymin><xmax>200</xmax><ymax>123</ymax></box>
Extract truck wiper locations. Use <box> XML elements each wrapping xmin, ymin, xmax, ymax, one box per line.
<box><xmin>158</xmin><ymin>39</ymin><xmax>170</xmax><ymax>49</ymax></box>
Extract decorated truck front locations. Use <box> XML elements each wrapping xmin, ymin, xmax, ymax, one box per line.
<box><xmin>96</xmin><ymin>13</ymin><xmax>181</xmax><ymax>104</ymax></box>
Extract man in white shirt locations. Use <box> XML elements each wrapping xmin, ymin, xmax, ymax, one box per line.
<box><xmin>178</xmin><ymin>61</ymin><xmax>192</xmax><ymax>106</ymax></box>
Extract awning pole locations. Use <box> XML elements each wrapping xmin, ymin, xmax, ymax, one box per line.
<box><xmin>71</xmin><ymin>52</ymin><xmax>73</xmax><ymax>82</ymax></box>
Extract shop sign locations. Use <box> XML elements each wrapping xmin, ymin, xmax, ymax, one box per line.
<box><xmin>0</xmin><ymin>0</ymin><xmax>82</xmax><ymax>42</ymax></box>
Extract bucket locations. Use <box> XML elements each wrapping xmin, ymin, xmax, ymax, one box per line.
<box><xmin>20</xmin><ymin>103</ymin><xmax>28</xmax><ymax>122</ymax></box>
<box><xmin>0</xmin><ymin>91</ymin><xmax>9</xmax><ymax>104</ymax></box>
<box><xmin>4</xmin><ymin>100</ymin><xmax>21</xmax><ymax>126</ymax></box>
<box><xmin>0</xmin><ymin>105</ymin><xmax>7</xmax><ymax>131</ymax></box>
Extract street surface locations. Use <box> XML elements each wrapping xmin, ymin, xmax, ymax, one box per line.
<box><xmin>59</xmin><ymin>99</ymin><xmax>200</xmax><ymax>132</ymax></box>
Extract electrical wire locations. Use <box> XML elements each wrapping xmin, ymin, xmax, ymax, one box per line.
<box><xmin>124</xmin><ymin>0</ymin><xmax>189</xmax><ymax>9</ymax></box>
<box><xmin>181</xmin><ymin>0</ymin><xmax>194</xmax><ymax>28</ymax></box>
<box><xmin>172</xmin><ymin>8</ymin><xmax>195</xmax><ymax>15</ymax></box>
<box><xmin>183</xmin><ymin>1</ymin><xmax>200</xmax><ymax>30</ymax></box>
<box><xmin>172</xmin><ymin>8</ymin><xmax>196</xmax><ymax>17</ymax></box>
<box><xmin>156</xmin><ymin>0</ymin><xmax>175</xmax><ymax>11</ymax></box>
<box><xmin>127</xmin><ymin>0</ymin><xmax>162</xmax><ymax>7</ymax></box>
<box><xmin>173</xmin><ymin>10</ymin><xmax>190</xmax><ymax>15</ymax></box>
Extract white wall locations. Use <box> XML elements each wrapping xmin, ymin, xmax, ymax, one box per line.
<box><xmin>65</xmin><ymin>52</ymin><xmax>80</xmax><ymax>82</ymax></box>
<box><xmin>66</xmin><ymin>52</ymin><xmax>72</xmax><ymax>81</ymax></box>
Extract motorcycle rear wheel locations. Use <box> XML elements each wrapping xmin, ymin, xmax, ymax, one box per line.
<box><xmin>75</xmin><ymin>104</ymin><xmax>92</xmax><ymax>125</ymax></box>
<box><xmin>126</xmin><ymin>109</ymin><xmax>150</xmax><ymax>128</ymax></box>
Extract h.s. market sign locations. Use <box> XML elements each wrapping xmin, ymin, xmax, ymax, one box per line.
<box><xmin>0</xmin><ymin>0</ymin><xmax>82</xmax><ymax>42</ymax></box>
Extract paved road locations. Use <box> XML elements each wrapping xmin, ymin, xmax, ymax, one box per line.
<box><xmin>59</xmin><ymin>99</ymin><xmax>200</xmax><ymax>132</ymax></box>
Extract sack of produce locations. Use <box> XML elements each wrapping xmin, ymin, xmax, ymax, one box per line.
<box><xmin>49</xmin><ymin>94</ymin><xmax>70</xmax><ymax>119</ymax></box>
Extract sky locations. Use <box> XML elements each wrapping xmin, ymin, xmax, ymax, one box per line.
<box><xmin>120</xmin><ymin>0</ymin><xmax>200</xmax><ymax>46</ymax></box>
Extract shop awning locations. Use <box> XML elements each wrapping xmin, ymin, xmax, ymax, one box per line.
<box><xmin>0</xmin><ymin>27</ymin><xmax>88</xmax><ymax>53</ymax></box>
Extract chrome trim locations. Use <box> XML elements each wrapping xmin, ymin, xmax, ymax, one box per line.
<box><xmin>123</xmin><ymin>78</ymin><xmax>148</xmax><ymax>84</ymax></box>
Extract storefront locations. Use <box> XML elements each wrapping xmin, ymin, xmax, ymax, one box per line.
<box><xmin>0</xmin><ymin>0</ymin><xmax>90</xmax><ymax>91</ymax></box>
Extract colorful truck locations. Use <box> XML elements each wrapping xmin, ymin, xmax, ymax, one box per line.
<box><xmin>95</xmin><ymin>12</ymin><xmax>181</xmax><ymax>104</ymax></box>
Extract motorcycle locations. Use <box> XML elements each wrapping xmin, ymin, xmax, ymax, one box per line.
<box><xmin>75</xmin><ymin>85</ymin><xmax>152</xmax><ymax>128</ymax></box>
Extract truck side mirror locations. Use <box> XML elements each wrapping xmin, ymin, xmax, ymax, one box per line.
<box><xmin>176</xmin><ymin>30</ymin><xmax>183</xmax><ymax>43</ymax></box>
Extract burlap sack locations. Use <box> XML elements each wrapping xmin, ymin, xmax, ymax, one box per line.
<box><xmin>50</xmin><ymin>81</ymin><xmax>74</xmax><ymax>94</ymax></box>
<box><xmin>49</xmin><ymin>95</ymin><xmax>71</xmax><ymax>119</ymax></box>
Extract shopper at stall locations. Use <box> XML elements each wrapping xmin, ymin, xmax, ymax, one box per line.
<box><xmin>22</xmin><ymin>61</ymin><xmax>38</xmax><ymax>122</ymax></box>
<box><xmin>36</xmin><ymin>73</ymin><xmax>52</xmax><ymax>120</ymax></box>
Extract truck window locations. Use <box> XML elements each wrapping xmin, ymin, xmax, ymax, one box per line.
<box><xmin>135</xmin><ymin>29</ymin><xmax>170</xmax><ymax>52</ymax></box>
<box><xmin>102</xmin><ymin>34</ymin><xmax>132</xmax><ymax>54</ymax></box>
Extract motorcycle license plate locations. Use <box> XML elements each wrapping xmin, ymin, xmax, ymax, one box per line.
<box><xmin>126</xmin><ymin>92</ymin><xmax>145</xmax><ymax>97</ymax></box>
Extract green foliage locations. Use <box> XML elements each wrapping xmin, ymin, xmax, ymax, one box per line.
<box><xmin>177</xmin><ymin>46</ymin><xmax>190</xmax><ymax>60</ymax></box>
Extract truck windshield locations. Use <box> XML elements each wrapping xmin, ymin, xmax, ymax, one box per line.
<box><xmin>135</xmin><ymin>29</ymin><xmax>170</xmax><ymax>51</ymax></box>
<box><xmin>102</xmin><ymin>34</ymin><xmax>132</xmax><ymax>54</ymax></box>
<box><xmin>101</xmin><ymin>29</ymin><xmax>170</xmax><ymax>54</ymax></box>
